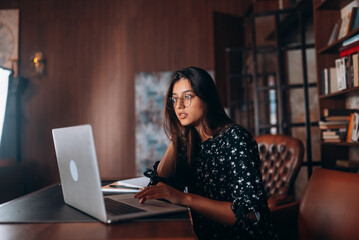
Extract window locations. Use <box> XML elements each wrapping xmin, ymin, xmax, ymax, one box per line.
<box><xmin>0</xmin><ymin>67</ymin><xmax>12</xmax><ymax>147</ymax></box>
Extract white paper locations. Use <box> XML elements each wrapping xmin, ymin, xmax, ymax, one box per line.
<box><xmin>116</xmin><ymin>176</ymin><xmax>150</xmax><ymax>188</ymax></box>
<box><xmin>101</xmin><ymin>176</ymin><xmax>149</xmax><ymax>193</ymax></box>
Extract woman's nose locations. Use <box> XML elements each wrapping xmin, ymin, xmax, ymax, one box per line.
<box><xmin>175</xmin><ymin>99</ymin><xmax>185</xmax><ymax>109</ymax></box>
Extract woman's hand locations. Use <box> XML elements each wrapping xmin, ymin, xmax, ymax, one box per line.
<box><xmin>134</xmin><ymin>182</ymin><xmax>188</xmax><ymax>205</ymax></box>
<box><xmin>135</xmin><ymin>182</ymin><xmax>237</xmax><ymax>226</ymax></box>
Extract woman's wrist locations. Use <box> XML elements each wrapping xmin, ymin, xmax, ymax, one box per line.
<box><xmin>181</xmin><ymin>192</ymin><xmax>192</xmax><ymax>207</ymax></box>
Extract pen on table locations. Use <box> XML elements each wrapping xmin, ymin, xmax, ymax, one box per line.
<box><xmin>109</xmin><ymin>185</ymin><xmax>142</xmax><ymax>190</ymax></box>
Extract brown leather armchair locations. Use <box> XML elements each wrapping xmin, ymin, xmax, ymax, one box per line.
<box><xmin>271</xmin><ymin>168</ymin><xmax>359</xmax><ymax>240</ymax></box>
<box><xmin>255</xmin><ymin>134</ymin><xmax>304</xmax><ymax>209</ymax></box>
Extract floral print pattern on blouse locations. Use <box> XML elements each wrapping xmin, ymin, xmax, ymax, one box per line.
<box><xmin>146</xmin><ymin>124</ymin><xmax>277</xmax><ymax>240</ymax></box>
<box><xmin>188</xmin><ymin>124</ymin><xmax>277</xmax><ymax>240</ymax></box>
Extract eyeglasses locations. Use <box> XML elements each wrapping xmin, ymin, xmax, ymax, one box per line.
<box><xmin>168</xmin><ymin>94</ymin><xmax>194</xmax><ymax>109</ymax></box>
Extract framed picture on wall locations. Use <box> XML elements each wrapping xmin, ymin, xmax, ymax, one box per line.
<box><xmin>0</xmin><ymin>9</ymin><xmax>19</xmax><ymax>77</ymax></box>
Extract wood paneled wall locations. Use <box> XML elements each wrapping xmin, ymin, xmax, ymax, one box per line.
<box><xmin>0</xmin><ymin>0</ymin><xmax>246</xmax><ymax>193</ymax></box>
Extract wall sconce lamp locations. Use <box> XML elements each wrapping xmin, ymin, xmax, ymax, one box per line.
<box><xmin>31</xmin><ymin>50</ymin><xmax>46</xmax><ymax>76</ymax></box>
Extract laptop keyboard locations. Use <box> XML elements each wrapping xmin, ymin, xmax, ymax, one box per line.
<box><xmin>105</xmin><ymin>198</ymin><xmax>146</xmax><ymax>216</ymax></box>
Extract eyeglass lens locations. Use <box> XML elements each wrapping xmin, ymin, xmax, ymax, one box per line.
<box><xmin>169</xmin><ymin>95</ymin><xmax>191</xmax><ymax>108</ymax></box>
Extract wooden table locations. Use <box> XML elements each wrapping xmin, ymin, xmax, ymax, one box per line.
<box><xmin>0</xmin><ymin>221</ymin><xmax>197</xmax><ymax>240</ymax></box>
<box><xmin>0</xmin><ymin>184</ymin><xmax>197</xmax><ymax>240</ymax></box>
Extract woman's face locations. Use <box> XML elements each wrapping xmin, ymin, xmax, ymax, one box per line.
<box><xmin>171</xmin><ymin>78</ymin><xmax>204</xmax><ymax>129</ymax></box>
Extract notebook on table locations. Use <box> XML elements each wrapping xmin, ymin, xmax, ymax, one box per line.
<box><xmin>52</xmin><ymin>124</ymin><xmax>187</xmax><ymax>224</ymax></box>
<box><xmin>101</xmin><ymin>176</ymin><xmax>149</xmax><ymax>193</ymax></box>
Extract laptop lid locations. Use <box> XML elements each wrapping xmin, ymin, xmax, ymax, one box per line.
<box><xmin>52</xmin><ymin>124</ymin><xmax>107</xmax><ymax>222</ymax></box>
<box><xmin>52</xmin><ymin>124</ymin><xmax>188</xmax><ymax>224</ymax></box>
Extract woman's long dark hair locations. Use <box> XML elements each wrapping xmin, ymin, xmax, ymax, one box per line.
<box><xmin>163</xmin><ymin>66</ymin><xmax>233</xmax><ymax>186</ymax></box>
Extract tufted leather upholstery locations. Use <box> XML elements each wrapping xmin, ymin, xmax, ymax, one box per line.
<box><xmin>255</xmin><ymin>134</ymin><xmax>304</xmax><ymax>210</ymax></box>
<box><xmin>271</xmin><ymin>168</ymin><xmax>359</xmax><ymax>240</ymax></box>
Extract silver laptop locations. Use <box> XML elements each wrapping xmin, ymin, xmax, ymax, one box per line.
<box><xmin>52</xmin><ymin>124</ymin><xmax>187</xmax><ymax>224</ymax></box>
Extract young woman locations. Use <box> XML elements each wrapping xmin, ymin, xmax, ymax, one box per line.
<box><xmin>134</xmin><ymin>67</ymin><xmax>277</xmax><ymax>240</ymax></box>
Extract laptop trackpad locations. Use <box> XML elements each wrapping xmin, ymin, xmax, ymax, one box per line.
<box><xmin>106</xmin><ymin>194</ymin><xmax>182</xmax><ymax>212</ymax></box>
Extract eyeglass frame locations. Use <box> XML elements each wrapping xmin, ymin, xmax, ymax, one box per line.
<box><xmin>167</xmin><ymin>92</ymin><xmax>196</xmax><ymax>110</ymax></box>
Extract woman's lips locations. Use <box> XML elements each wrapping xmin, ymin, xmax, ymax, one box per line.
<box><xmin>178</xmin><ymin>113</ymin><xmax>188</xmax><ymax>119</ymax></box>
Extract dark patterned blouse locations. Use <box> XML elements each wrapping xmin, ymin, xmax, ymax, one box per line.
<box><xmin>146</xmin><ymin>124</ymin><xmax>277</xmax><ymax>240</ymax></box>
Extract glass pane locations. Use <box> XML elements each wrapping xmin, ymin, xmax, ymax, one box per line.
<box><xmin>258</xmin><ymin>87</ymin><xmax>269</xmax><ymax>122</ymax></box>
<box><xmin>294</xmin><ymin>167</ymin><xmax>308</xmax><ymax>201</ymax></box>
<box><xmin>256</xmin><ymin>53</ymin><xmax>277</xmax><ymax>78</ymax></box>
<box><xmin>311</xmin><ymin>127</ymin><xmax>321</xmax><ymax>163</ymax></box>
<box><xmin>286</xmin><ymin>48</ymin><xmax>317</xmax><ymax>84</ymax></box>
<box><xmin>288</xmin><ymin>88</ymin><xmax>320</xmax><ymax>124</ymax></box>
<box><xmin>268</xmin><ymin>75</ymin><xmax>277</xmax><ymax>134</ymax></box>
<box><xmin>291</xmin><ymin>126</ymin><xmax>321</xmax><ymax>163</ymax></box>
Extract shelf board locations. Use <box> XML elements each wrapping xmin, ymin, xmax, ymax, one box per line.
<box><xmin>315</xmin><ymin>0</ymin><xmax>353</xmax><ymax>10</ymax></box>
<box><xmin>287</xmin><ymin>82</ymin><xmax>317</xmax><ymax>89</ymax></box>
<box><xmin>282</xmin><ymin>43</ymin><xmax>316</xmax><ymax>51</ymax></box>
<box><xmin>321</xmin><ymin>142</ymin><xmax>359</xmax><ymax>146</ymax></box>
<box><xmin>333</xmin><ymin>166</ymin><xmax>359</xmax><ymax>172</ymax></box>
<box><xmin>290</xmin><ymin>122</ymin><xmax>319</xmax><ymax>127</ymax></box>
<box><xmin>319</xmin><ymin>86</ymin><xmax>359</xmax><ymax>99</ymax></box>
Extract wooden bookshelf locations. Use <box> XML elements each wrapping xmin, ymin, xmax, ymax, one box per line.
<box><xmin>313</xmin><ymin>0</ymin><xmax>359</xmax><ymax>171</ymax></box>
<box><xmin>315</xmin><ymin>0</ymin><xmax>353</xmax><ymax>11</ymax></box>
<box><xmin>317</xmin><ymin>28</ymin><xmax>359</xmax><ymax>54</ymax></box>
<box><xmin>322</xmin><ymin>142</ymin><xmax>359</xmax><ymax>146</ymax></box>
<box><xmin>319</xmin><ymin>86</ymin><xmax>359</xmax><ymax>99</ymax></box>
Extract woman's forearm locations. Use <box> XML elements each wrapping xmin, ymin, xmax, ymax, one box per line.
<box><xmin>182</xmin><ymin>193</ymin><xmax>236</xmax><ymax>226</ymax></box>
<box><xmin>156</xmin><ymin>142</ymin><xmax>176</xmax><ymax>178</ymax></box>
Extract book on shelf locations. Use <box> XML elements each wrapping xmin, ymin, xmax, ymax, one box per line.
<box><xmin>322</xmin><ymin>128</ymin><xmax>347</xmax><ymax>135</ymax></box>
<box><xmin>322</xmin><ymin>128</ymin><xmax>347</xmax><ymax>142</ymax></box>
<box><xmin>319</xmin><ymin>120</ymin><xmax>349</xmax><ymax>130</ymax></box>
<box><xmin>323</xmin><ymin>138</ymin><xmax>342</xmax><ymax>143</ymax></box>
<box><xmin>324</xmin><ymin>115</ymin><xmax>351</xmax><ymax>121</ymax></box>
<box><xmin>339</xmin><ymin>43</ymin><xmax>359</xmax><ymax>57</ymax></box>
<box><xmin>339</xmin><ymin>36</ymin><xmax>359</xmax><ymax>87</ymax></box>
<box><xmin>336</xmin><ymin>159</ymin><xmax>359</xmax><ymax>168</ymax></box>
<box><xmin>323</xmin><ymin>134</ymin><xmax>340</xmax><ymax>140</ymax></box>
<box><xmin>329</xmin><ymin>67</ymin><xmax>339</xmax><ymax>93</ymax></box>
<box><xmin>342</xmin><ymin>33</ymin><xmax>359</xmax><ymax>47</ymax></box>
<box><xmin>321</xmin><ymin>67</ymin><xmax>338</xmax><ymax>95</ymax></box>
<box><xmin>323</xmin><ymin>131</ymin><xmax>337</xmax><ymax>137</ymax></box>
<box><xmin>321</xmin><ymin>68</ymin><xmax>330</xmax><ymax>95</ymax></box>
<box><xmin>346</xmin><ymin>54</ymin><xmax>353</xmax><ymax>88</ymax></box>
<box><xmin>352</xmin><ymin>112</ymin><xmax>359</xmax><ymax>142</ymax></box>
<box><xmin>353</xmin><ymin>53</ymin><xmax>359</xmax><ymax>87</ymax></box>
<box><xmin>323</xmin><ymin>135</ymin><xmax>340</xmax><ymax>139</ymax></box>
<box><xmin>334</xmin><ymin>54</ymin><xmax>357</xmax><ymax>89</ymax></box>
<box><xmin>349</xmin><ymin>7</ymin><xmax>359</xmax><ymax>33</ymax></box>
<box><xmin>347</xmin><ymin>112</ymin><xmax>359</xmax><ymax>142</ymax></box>
<box><xmin>338</xmin><ymin>8</ymin><xmax>353</xmax><ymax>40</ymax></box>
<box><xmin>328</xmin><ymin>18</ymin><xmax>341</xmax><ymax>46</ymax></box>
<box><xmin>335</xmin><ymin>57</ymin><xmax>348</xmax><ymax>90</ymax></box>
<box><xmin>320</xmin><ymin>114</ymin><xmax>349</xmax><ymax>142</ymax></box>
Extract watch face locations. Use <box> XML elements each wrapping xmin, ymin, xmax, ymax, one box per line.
<box><xmin>0</xmin><ymin>23</ymin><xmax>15</xmax><ymax>66</ymax></box>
